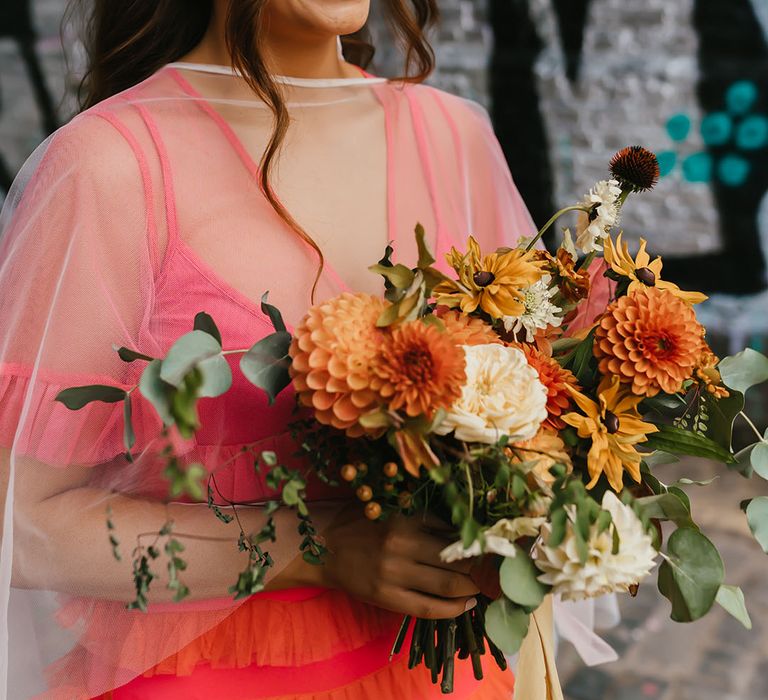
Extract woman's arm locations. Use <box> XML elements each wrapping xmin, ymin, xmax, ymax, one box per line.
<box><xmin>9</xmin><ymin>450</ymin><xmax>479</xmax><ymax>618</ymax></box>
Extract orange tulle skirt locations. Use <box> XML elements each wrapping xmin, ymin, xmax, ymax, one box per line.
<box><xmin>95</xmin><ymin>588</ymin><xmax>514</xmax><ymax>699</ymax></box>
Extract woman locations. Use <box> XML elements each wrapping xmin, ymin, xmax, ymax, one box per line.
<box><xmin>0</xmin><ymin>1</ymin><xmax>547</xmax><ymax>698</ymax></box>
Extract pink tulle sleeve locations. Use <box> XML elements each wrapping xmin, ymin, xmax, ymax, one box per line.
<box><xmin>0</xmin><ymin>112</ymin><xmax>163</xmax><ymax>466</ymax></box>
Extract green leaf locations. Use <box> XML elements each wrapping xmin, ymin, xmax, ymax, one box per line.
<box><xmin>55</xmin><ymin>385</ymin><xmax>126</xmax><ymax>410</ymax></box>
<box><xmin>746</xmin><ymin>497</ymin><xmax>768</xmax><ymax>552</ymax></box>
<box><xmin>414</xmin><ymin>223</ymin><xmax>436</xmax><ymax>268</ymax></box>
<box><xmin>657</xmin><ymin>528</ymin><xmax>724</xmax><ymax>622</ymax></box>
<box><xmin>716</xmin><ymin>585</ymin><xmax>752</xmax><ymax>630</ymax></box>
<box><xmin>197</xmin><ymin>354</ymin><xmax>233</xmax><ymax>398</ymax></box>
<box><xmin>139</xmin><ymin>360</ymin><xmax>174</xmax><ymax>425</ymax></box>
<box><xmin>636</xmin><ymin>493</ymin><xmax>693</xmax><ymax>526</ymax></box>
<box><xmin>240</xmin><ymin>331</ymin><xmax>292</xmax><ymax>404</ymax></box>
<box><xmin>569</xmin><ymin>331</ymin><xmax>597</xmax><ymax>384</ymax></box>
<box><xmin>161</xmin><ymin>331</ymin><xmax>223</xmax><ymax>387</ymax></box>
<box><xmin>750</xmin><ymin>441</ymin><xmax>768</xmax><ymax>480</ymax></box>
<box><xmin>260</xmin><ymin>292</ymin><xmax>287</xmax><ymax>333</ymax></box>
<box><xmin>123</xmin><ymin>394</ymin><xmax>135</xmax><ymax>457</ymax></box>
<box><xmin>368</xmin><ymin>263</ymin><xmax>415</xmax><ymax>289</ymax></box>
<box><xmin>485</xmin><ymin>597</ymin><xmax>531</xmax><ymax>655</ymax></box>
<box><xmin>499</xmin><ymin>549</ymin><xmax>549</xmax><ymax>608</ymax></box>
<box><xmin>644</xmin><ymin>424</ymin><xmax>735</xmax><ymax>463</ymax></box>
<box><xmin>705</xmin><ymin>390</ymin><xmax>745</xmax><ymax>452</ymax></box>
<box><xmin>193</xmin><ymin>311</ymin><xmax>223</xmax><ymax>345</ymax></box>
<box><xmin>718</xmin><ymin>348</ymin><xmax>768</xmax><ymax>396</ymax></box>
<box><xmin>116</xmin><ymin>346</ymin><xmax>154</xmax><ymax>363</ymax></box>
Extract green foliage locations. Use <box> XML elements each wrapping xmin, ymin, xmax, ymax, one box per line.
<box><xmin>657</xmin><ymin>528</ymin><xmax>724</xmax><ymax>622</ymax></box>
<box><xmin>748</xmin><ymin>441</ymin><xmax>768</xmax><ymax>480</ymax></box>
<box><xmin>160</xmin><ymin>330</ymin><xmax>224</xmax><ymax>388</ymax></box>
<box><xmin>716</xmin><ymin>584</ymin><xmax>752</xmax><ymax>630</ymax></box>
<box><xmin>139</xmin><ymin>360</ymin><xmax>175</xmax><ymax>425</ymax></box>
<box><xmin>193</xmin><ymin>311</ymin><xmax>222</xmax><ymax>345</ymax></box>
<box><xmin>116</xmin><ymin>346</ymin><xmax>154</xmax><ymax>363</ymax></box>
<box><xmin>644</xmin><ymin>424</ymin><xmax>735</xmax><ymax>463</ymax></box>
<box><xmin>499</xmin><ymin>549</ymin><xmax>549</xmax><ymax>608</ymax></box>
<box><xmin>240</xmin><ymin>331</ymin><xmax>292</xmax><ymax>404</ymax></box>
<box><xmin>718</xmin><ymin>348</ymin><xmax>768</xmax><ymax>396</ymax></box>
<box><xmin>164</xmin><ymin>458</ymin><xmax>206</xmax><ymax>501</ymax></box>
<box><xmin>260</xmin><ymin>292</ymin><xmax>287</xmax><ymax>333</ymax></box>
<box><xmin>745</xmin><ymin>497</ymin><xmax>768</xmax><ymax>552</ymax></box>
<box><xmin>485</xmin><ymin>597</ymin><xmax>531</xmax><ymax>655</ymax></box>
<box><xmin>636</xmin><ymin>493</ymin><xmax>694</xmax><ymax>528</ymax></box>
<box><xmin>704</xmin><ymin>390</ymin><xmax>744</xmax><ymax>452</ymax></box>
<box><xmin>55</xmin><ymin>385</ymin><xmax>126</xmax><ymax>409</ymax></box>
<box><xmin>123</xmin><ymin>394</ymin><xmax>135</xmax><ymax>461</ymax></box>
<box><xmin>106</xmin><ymin>506</ymin><xmax>121</xmax><ymax>562</ymax></box>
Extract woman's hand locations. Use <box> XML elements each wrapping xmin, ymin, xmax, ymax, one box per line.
<box><xmin>277</xmin><ymin>508</ymin><xmax>479</xmax><ymax>619</ymax></box>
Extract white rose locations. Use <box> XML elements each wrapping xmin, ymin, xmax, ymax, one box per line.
<box><xmin>434</xmin><ymin>344</ymin><xmax>547</xmax><ymax>444</ymax></box>
<box><xmin>533</xmin><ymin>492</ymin><xmax>658</xmax><ymax>601</ymax></box>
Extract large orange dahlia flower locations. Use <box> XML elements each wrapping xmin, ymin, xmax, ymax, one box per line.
<box><xmin>289</xmin><ymin>292</ymin><xmax>387</xmax><ymax>437</ymax></box>
<box><xmin>517</xmin><ymin>344</ymin><xmax>579</xmax><ymax>429</ymax></box>
<box><xmin>372</xmin><ymin>321</ymin><xmax>465</xmax><ymax>418</ymax></box>
<box><xmin>594</xmin><ymin>287</ymin><xmax>705</xmax><ymax>397</ymax></box>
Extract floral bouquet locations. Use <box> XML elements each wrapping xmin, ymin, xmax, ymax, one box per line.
<box><xmin>58</xmin><ymin>146</ymin><xmax>768</xmax><ymax>693</ymax></box>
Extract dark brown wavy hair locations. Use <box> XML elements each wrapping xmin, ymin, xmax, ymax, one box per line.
<box><xmin>66</xmin><ymin>0</ymin><xmax>438</xmax><ymax>294</ymax></box>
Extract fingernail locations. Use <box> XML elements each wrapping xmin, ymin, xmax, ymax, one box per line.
<box><xmin>464</xmin><ymin>597</ymin><xmax>477</xmax><ymax>612</ymax></box>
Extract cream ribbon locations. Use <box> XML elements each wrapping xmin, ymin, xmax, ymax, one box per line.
<box><xmin>514</xmin><ymin>596</ymin><xmax>564</xmax><ymax>700</ymax></box>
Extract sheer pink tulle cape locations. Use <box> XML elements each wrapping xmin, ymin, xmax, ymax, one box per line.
<box><xmin>0</xmin><ymin>66</ymin><xmax>534</xmax><ymax>698</ymax></box>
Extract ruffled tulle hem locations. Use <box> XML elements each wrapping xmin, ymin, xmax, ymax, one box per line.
<box><xmin>96</xmin><ymin>648</ymin><xmax>514</xmax><ymax>700</ymax></box>
<box><xmin>145</xmin><ymin>589</ymin><xmax>402</xmax><ymax>675</ymax></box>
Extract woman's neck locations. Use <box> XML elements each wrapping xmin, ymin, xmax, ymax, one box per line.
<box><xmin>182</xmin><ymin>10</ymin><xmax>360</xmax><ymax>79</ymax></box>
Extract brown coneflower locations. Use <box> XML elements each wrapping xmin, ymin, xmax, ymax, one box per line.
<box><xmin>610</xmin><ymin>146</ymin><xmax>660</xmax><ymax>193</ymax></box>
<box><xmin>372</xmin><ymin>320</ymin><xmax>466</xmax><ymax>418</ymax></box>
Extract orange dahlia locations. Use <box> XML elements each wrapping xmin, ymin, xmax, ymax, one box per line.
<box><xmin>510</xmin><ymin>428</ymin><xmax>573</xmax><ymax>491</ymax></box>
<box><xmin>372</xmin><ymin>320</ymin><xmax>465</xmax><ymax>418</ymax></box>
<box><xmin>517</xmin><ymin>343</ymin><xmax>579</xmax><ymax>429</ymax></box>
<box><xmin>289</xmin><ymin>292</ymin><xmax>387</xmax><ymax>437</ymax></box>
<box><xmin>439</xmin><ymin>309</ymin><xmax>501</xmax><ymax>346</ymax></box>
<box><xmin>595</xmin><ymin>287</ymin><xmax>705</xmax><ymax>397</ymax></box>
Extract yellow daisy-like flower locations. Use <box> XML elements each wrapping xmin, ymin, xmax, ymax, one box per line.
<box><xmin>604</xmin><ymin>234</ymin><xmax>707</xmax><ymax>305</ymax></box>
<box><xmin>434</xmin><ymin>235</ymin><xmax>545</xmax><ymax>319</ymax></box>
<box><xmin>562</xmin><ymin>376</ymin><xmax>658</xmax><ymax>491</ymax></box>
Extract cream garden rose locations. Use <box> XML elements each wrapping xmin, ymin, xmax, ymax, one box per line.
<box><xmin>434</xmin><ymin>344</ymin><xmax>547</xmax><ymax>444</ymax></box>
<box><xmin>440</xmin><ymin>516</ymin><xmax>546</xmax><ymax>562</ymax></box>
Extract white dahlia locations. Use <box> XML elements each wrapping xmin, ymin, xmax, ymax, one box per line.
<box><xmin>575</xmin><ymin>179</ymin><xmax>622</xmax><ymax>253</ymax></box>
<box><xmin>502</xmin><ymin>274</ymin><xmax>563</xmax><ymax>342</ymax></box>
<box><xmin>533</xmin><ymin>491</ymin><xmax>657</xmax><ymax>601</ymax></box>
<box><xmin>440</xmin><ymin>517</ymin><xmax>547</xmax><ymax>563</ymax></box>
<box><xmin>434</xmin><ymin>344</ymin><xmax>547</xmax><ymax>444</ymax></box>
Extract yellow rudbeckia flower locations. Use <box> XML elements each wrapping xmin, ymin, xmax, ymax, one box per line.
<box><xmin>434</xmin><ymin>236</ymin><xmax>545</xmax><ymax>319</ymax></box>
<box><xmin>562</xmin><ymin>376</ymin><xmax>658</xmax><ymax>491</ymax></box>
<box><xmin>604</xmin><ymin>234</ymin><xmax>707</xmax><ymax>305</ymax></box>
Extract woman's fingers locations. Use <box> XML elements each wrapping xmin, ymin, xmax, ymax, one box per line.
<box><xmin>379</xmin><ymin>584</ymin><xmax>477</xmax><ymax>620</ymax></box>
<box><xmin>395</xmin><ymin>559</ymin><xmax>480</xmax><ymax>600</ymax></box>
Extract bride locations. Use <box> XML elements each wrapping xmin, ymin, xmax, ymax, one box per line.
<box><xmin>0</xmin><ymin>1</ymin><xmax>558</xmax><ymax>697</ymax></box>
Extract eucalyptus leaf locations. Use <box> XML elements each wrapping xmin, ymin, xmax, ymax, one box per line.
<box><xmin>260</xmin><ymin>292</ymin><xmax>287</xmax><ymax>333</ymax></box>
<box><xmin>657</xmin><ymin>528</ymin><xmax>724</xmax><ymax>622</ymax></box>
<box><xmin>636</xmin><ymin>493</ymin><xmax>693</xmax><ymax>526</ymax></box>
<box><xmin>644</xmin><ymin>424</ymin><xmax>736</xmax><ymax>463</ymax></box>
<box><xmin>718</xmin><ymin>348</ymin><xmax>768</xmax><ymax>396</ymax></box>
<box><xmin>499</xmin><ymin>549</ymin><xmax>548</xmax><ymax>608</ymax></box>
<box><xmin>750</xmin><ymin>441</ymin><xmax>768</xmax><ymax>480</ymax></box>
<box><xmin>641</xmin><ymin>450</ymin><xmax>680</xmax><ymax>468</ymax></box>
<box><xmin>193</xmin><ymin>311</ymin><xmax>223</xmax><ymax>345</ymax></box>
<box><xmin>368</xmin><ymin>263</ymin><xmax>415</xmax><ymax>289</ymax></box>
<box><xmin>123</xmin><ymin>394</ymin><xmax>135</xmax><ymax>457</ymax></box>
<box><xmin>745</xmin><ymin>497</ymin><xmax>768</xmax><ymax>552</ymax></box>
<box><xmin>485</xmin><ymin>597</ymin><xmax>531</xmax><ymax>655</ymax></box>
<box><xmin>240</xmin><ymin>331</ymin><xmax>292</xmax><ymax>404</ymax></box>
<box><xmin>716</xmin><ymin>584</ymin><xmax>752</xmax><ymax>630</ymax></box>
<box><xmin>138</xmin><ymin>360</ymin><xmax>174</xmax><ymax>425</ymax></box>
<box><xmin>673</xmin><ymin>476</ymin><xmax>719</xmax><ymax>487</ymax></box>
<box><xmin>161</xmin><ymin>331</ymin><xmax>223</xmax><ymax>388</ymax></box>
<box><xmin>197</xmin><ymin>354</ymin><xmax>233</xmax><ymax>398</ymax></box>
<box><xmin>55</xmin><ymin>385</ymin><xmax>126</xmax><ymax>410</ymax></box>
<box><xmin>116</xmin><ymin>346</ymin><xmax>154</xmax><ymax>363</ymax></box>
